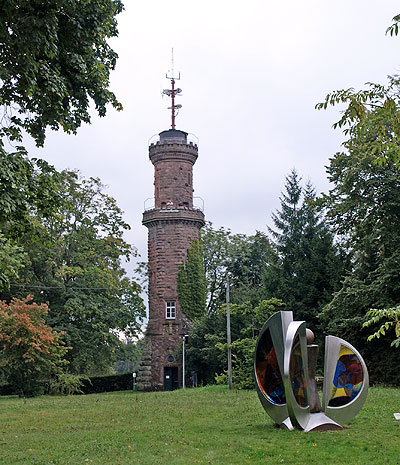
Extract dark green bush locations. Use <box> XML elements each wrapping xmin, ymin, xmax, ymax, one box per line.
<box><xmin>0</xmin><ymin>372</ymin><xmax>134</xmax><ymax>396</ymax></box>
<box><xmin>80</xmin><ymin>372</ymin><xmax>134</xmax><ymax>394</ymax></box>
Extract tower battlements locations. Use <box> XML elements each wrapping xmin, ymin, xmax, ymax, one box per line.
<box><xmin>148</xmin><ymin>144</ymin><xmax>198</xmax><ymax>165</ymax></box>
<box><xmin>149</xmin><ymin>130</ymin><xmax>198</xmax><ymax>165</ymax></box>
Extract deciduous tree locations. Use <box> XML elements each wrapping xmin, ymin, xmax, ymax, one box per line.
<box><xmin>214</xmin><ymin>299</ymin><xmax>285</xmax><ymax>389</ymax></box>
<box><xmin>0</xmin><ymin>0</ymin><xmax>123</xmax><ymax>147</ymax></box>
<box><xmin>318</xmin><ymin>107</ymin><xmax>400</xmax><ymax>384</ymax></box>
<box><xmin>0</xmin><ymin>295</ymin><xmax>69</xmax><ymax>397</ymax></box>
<box><xmin>201</xmin><ymin>222</ymin><xmax>274</xmax><ymax>312</ymax></box>
<box><xmin>363</xmin><ymin>306</ymin><xmax>400</xmax><ymax>348</ymax></box>
<box><xmin>0</xmin><ymin>150</ymin><xmax>61</xmax><ymax>290</ymax></box>
<box><xmin>315</xmin><ymin>14</ymin><xmax>400</xmax><ymax>167</ymax></box>
<box><xmin>6</xmin><ymin>170</ymin><xmax>145</xmax><ymax>374</ymax></box>
<box><xmin>228</xmin><ymin>231</ymin><xmax>274</xmax><ymax>306</ymax></box>
<box><xmin>201</xmin><ymin>222</ymin><xmax>233</xmax><ymax>313</ymax></box>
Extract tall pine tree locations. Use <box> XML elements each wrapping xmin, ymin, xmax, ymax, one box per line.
<box><xmin>266</xmin><ymin>169</ymin><xmax>345</xmax><ymax>330</ymax></box>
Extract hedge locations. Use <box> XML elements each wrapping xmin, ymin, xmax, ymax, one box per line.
<box><xmin>80</xmin><ymin>372</ymin><xmax>134</xmax><ymax>394</ymax></box>
<box><xmin>0</xmin><ymin>372</ymin><xmax>134</xmax><ymax>396</ymax></box>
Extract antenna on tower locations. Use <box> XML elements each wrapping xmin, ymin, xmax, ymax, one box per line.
<box><xmin>162</xmin><ymin>48</ymin><xmax>182</xmax><ymax>129</ymax></box>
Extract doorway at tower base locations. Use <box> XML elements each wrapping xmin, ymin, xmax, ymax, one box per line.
<box><xmin>135</xmin><ymin>336</ymin><xmax>183</xmax><ymax>391</ymax></box>
<box><xmin>164</xmin><ymin>366</ymin><xmax>179</xmax><ymax>390</ymax></box>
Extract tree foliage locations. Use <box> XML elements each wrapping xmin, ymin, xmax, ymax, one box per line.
<box><xmin>0</xmin><ymin>0</ymin><xmax>125</xmax><ymax>289</ymax></box>
<box><xmin>0</xmin><ymin>149</ymin><xmax>61</xmax><ymax>232</ymax></box>
<box><xmin>201</xmin><ymin>222</ymin><xmax>274</xmax><ymax>313</ymax></box>
<box><xmin>318</xmin><ymin>101</ymin><xmax>400</xmax><ymax>383</ymax></box>
<box><xmin>215</xmin><ymin>337</ymin><xmax>256</xmax><ymax>390</ymax></box>
<box><xmin>0</xmin><ymin>232</ymin><xmax>26</xmax><ymax>290</ymax></box>
<box><xmin>0</xmin><ymin>295</ymin><xmax>69</xmax><ymax>397</ymax></box>
<box><xmin>320</xmin><ymin>147</ymin><xmax>400</xmax><ymax>327</ymax></box>
<box><xmin>3</xmin><ymin>170</ymin><xmax>145</xmax><ymax>374</ymax></box>
<box><xmin>316</xmin><ymin>77</ymin><xmax>400</xmax><ymax>167</ymax></box>
<box><xmin>363</xmin><ymin>306</ymin><xmax>400</xmax><ymax>348</ymax></box>
<box><xmin>266</xmin><ymin>169</ymin><xmax>345</xmax><ymax>330</ymax></box>
<box><xmin>0</xmin><ymin>0</ymin><xmax>123</xmax><ymax>147</ymax></box>
<box><xmin>184</xmin><ymin>313</ymin><xmax>226</xmax><ymax>386</ymax></box>
<box><xmin>200</xmin><ymin>222</ymin><xmax>233</xmax><ymax>313</ymax></box>
<box><xmin>0</xmin><ymin>148</ymin><xmax>62</xmax><ymax>290</ymax></box>
<box><xmin>178</xmin><ymin>239</ymin><xmax>207</xmax><ymax>321</ymax></box>
<box><xmin>213</xmin><ymin>299</ymin><xmax>285</xmax><ymax>389</ymax></box>
<box><xmin>386</xmin><ymin>13</ymin><xmax>400</xmax><ymax>36</ymax></box>
<box><xmin>0</xmin><ymin>162</ymin><xmax>144</xmax><ymax>377</ymax></box>
<box><xmin>228</xmin><ymin>231</ymin><xmax>274</xmax><ymax>306</ymax></box>
<box><xmin>186</xmin><ymin>298</ymin><xmax>285</xmax><ymax>388</ymax></box>
<box><xmin>0</xmin><ymin>1</ymin><xmax>146</xmax><ymax>380</ymax></box>
<box><xmin>315</xmin><ymin>13</ymin><xmax>400</xmax><ymax>168</ymax></box>
<box><xmin>192</xmin><ymin>194</ymin><xmax>344</xmax><ymax>386</ymax></box>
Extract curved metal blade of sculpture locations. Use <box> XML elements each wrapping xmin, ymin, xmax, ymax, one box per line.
<box><xmin>254</xmin><ymin>311</ymin><xmax>291</xmax><ymax>425</ymax></box>
<box><xmin>254</xmin><ymin>311</ymin><xmax>369</xmax><ymax>432</ymax></box>
<box><xmin>322</xmin><ymin>335</ymin><xmax>369</xmax><ymax>425</ymax></box>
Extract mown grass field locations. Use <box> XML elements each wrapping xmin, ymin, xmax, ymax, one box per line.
<box><xmin>0</xmin><ymin>385</ymin><xmax>399</xmax><ymax>465</ymax></box>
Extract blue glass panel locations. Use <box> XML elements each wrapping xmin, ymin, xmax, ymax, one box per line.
<box><xmin>329</xmin><ymin>345</ymin><xmax>363</xmax><ymax>407</ymax></box>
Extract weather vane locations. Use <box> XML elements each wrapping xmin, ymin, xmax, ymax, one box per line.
<box><xmin>162</xmin><ymin>48</ymin><xmax>182</xmax><ymax>129</ymax></box>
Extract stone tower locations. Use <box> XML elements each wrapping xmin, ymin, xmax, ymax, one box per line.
<box><xmin>137</xmin><ymin>71</ymin><xmax>205</xmax><ymax>391</ymax></box>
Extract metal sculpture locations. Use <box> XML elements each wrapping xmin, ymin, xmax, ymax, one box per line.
<box><xmin>254</xmin><ymin>311</ymin><xmax>368</xmax><ymax>431</ymax></box>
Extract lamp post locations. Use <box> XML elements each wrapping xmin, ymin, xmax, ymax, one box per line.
<box><xmin>182</xmin><ymin>334</ymin><xmax>189</xmax><ymax>389</ymax></box>
<box><xmin>226</xmin><ymin>276</ymin><xmax>232</xmax><ymax>390</ymax></box>
<box><xmin>133</xmin><ymin>372</ymin><xmax>137</xmax><ymax>392</ymax></box>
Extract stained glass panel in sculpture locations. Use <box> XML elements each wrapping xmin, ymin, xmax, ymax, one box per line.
<box><xmin>289</xmin><ymin>337</ymin><xmax>308</xmax><ymax>407</ymax></box>
<box><xmin>328</xmin><ymin>345</ymin><xmax>363</xmax><ymax>407</ymax></box>
<box><xmin>255</xmin><ymin>328</ymin><xmax>285</xmax><ymax>404</ymax></box>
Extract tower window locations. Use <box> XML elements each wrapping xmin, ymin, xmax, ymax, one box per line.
<box><xmin>166</xmin><ymin>301</ymin><xmax>176</xmax><ymax>319</ymax></box>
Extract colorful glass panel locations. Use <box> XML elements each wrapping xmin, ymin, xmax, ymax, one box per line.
<box><xmin>289</xmin><ymin>338</ymin><xmax>308</xmax><ymax>407</ymax></box>
<box><xmin>255</xmin><ymin>328</ymin><xmax>285</xmax><ymax>404</ymax></box>
<box><xmin>328</xmin><ymin>345</ymin><xmax>363</xmax><ymax>407</ymax></box>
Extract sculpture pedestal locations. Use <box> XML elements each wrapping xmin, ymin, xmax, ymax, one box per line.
<box><xmin>304</xmin><ymin>412</ymin><xmax>343</xmax><ymax>432</ymax></box>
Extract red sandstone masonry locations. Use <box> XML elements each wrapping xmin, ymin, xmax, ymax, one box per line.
<box><xmin>139</xmin><ymin>136</ymin><xmax>205</xmax><ymax>390</ymax></box>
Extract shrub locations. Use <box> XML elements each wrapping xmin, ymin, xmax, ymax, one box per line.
<box><xmin>49</xmin><ymin>373</ymin><xmax>89</xmax><ymax>395</ymax></box>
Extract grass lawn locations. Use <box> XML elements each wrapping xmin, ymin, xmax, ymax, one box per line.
<box><xmin>0</xmin><ymin>385</ymin><xmax>399</xmax><ymax>465</ymax></box>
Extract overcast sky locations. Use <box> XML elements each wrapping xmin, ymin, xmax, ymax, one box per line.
<box><xmin>25</xmin><ymin>0</ymin><xmax>400</xmax><ymax>274</ymax></box>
